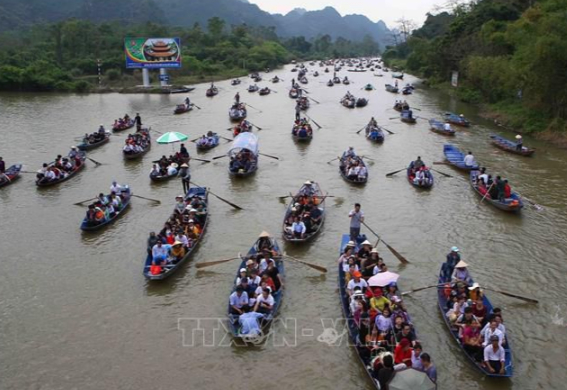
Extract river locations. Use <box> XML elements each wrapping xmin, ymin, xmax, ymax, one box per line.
<box><xmin>1</xmin><ymin>64</ymin><xmax>566</xmax><ymax>390</ymax></box>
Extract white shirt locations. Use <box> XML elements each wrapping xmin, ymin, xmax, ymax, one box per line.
<box><xmin>478</xmin><ymin>173</ymin><xmax>489</xmax><ymax>184</ymax></box>
<box><xmin>256</xmin><ymin>294</ymin><xmax>275</xmax><ymax>307</ymax></box>
<box><xmin>110</xmin><ymin>183</ymin><xmax>122</xmax><ymax>194</ymax></box>
<box><xmin>175</xmin><ymin>234</ymin><xmax>189</xmax><ymax>247</ymax></box>
<box><xmin>484</xmin><ymin>344</ymin><xmax>505</xmax><ymax>362</ymax></box>
<box><xmin>481</xmin><ymin>322</ymin><xmax>506</xmax><ymax>337</ymax></box>
<box><xmin>347</xmin><ymin>278</ymin><xmax>368</xmax><ymax>293</ymax></box>
<box><xmin>443</xmin><ymin>123</ymin><xmax>452</xmax><ymax>131</ymax></box>
<box><xmin>411</xmin><ymin>351</ymin><xmax>424</xmax><ymax>370</ymax></box>
<box><xmin>358</xmin><ymin>166</ymin><xmax>367</xmax><ymax>177</ymax></box>
<box><xmin>481</xmin><ymin>327</ymin><xmax>504</xmax><ymax>346</ymax></box>
<box><xmin>167</xmin><ymin>166</ymin><xmax>178</xmax><ymax>175</ymax></box>
<box><xmin>229</xmin><ymin>291</ymin><xmax>249</xmax><ymax>308</ymax></box>
<box><xmin>464</xmin><ymin>154</ymin><xmax>476</xmax><ymax>167</ymax></box>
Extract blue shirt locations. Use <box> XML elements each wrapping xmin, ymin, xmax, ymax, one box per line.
<box><xmin>424</xmin><ymin>365</ymin><xmax>437</xmax><ymax>382</ymax></box>
<box><xmin>229</xmin><ymin>291</ymin><xmax>249</xmax><ymax>308</ymax></box>
<box><xmin>238</xmin><ymin>312</ymin><xmax>265</xmax><ymax>335</ymax></box>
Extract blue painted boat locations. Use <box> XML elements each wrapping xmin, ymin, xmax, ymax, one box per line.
<box><xmin>437</xmin><ymin>262</ymin><xmax>513</xmax><ymax>377</ymax></box>
<box><xmin>385</xmin><ymin>84</ymin><xmax>399</xmax><ymax>93</ymax></box>
<box><xmin>36</xmin><ymin>151</ymin><xmax>86</xmax><ymax>187</ymax></box>
<box><xmin>292</xmin><ymin>121</ymin><xmax>313</xmax><ymax>142</ymax></box>
<box><xmin>80</xmin><ymin>187</ymin><xmax>132</xmax><ymax>231</ymax></box>
<box><xmin>143</xmin><ymin>187</ymin><xmax>209</xmax><ymax>280</ymax></box>
<box><xmin>196</xmin><ymin>133</ymin><xmax>220</xmax><ymax>151</ymax></box>
<box><xmin>282</xmin><ymin>181</ymin><xmax>326</xmax><ymax>242</ymax></box>
<box><xmin>470</xmin><ymin>170</ymin><xmax>523</xmax><ymax>212</ymax></box>
<box><xmin>339</xmin><ymin>153</ymin><xmax>368</xmax><ymax>185</ymax></box>
<box><xmin>489</xmin><ymin>134</ymin><xmax>535</xmax><ymax>156</ymax></box>
<box><xmin>407</xmin><ymin>163</ymin><xmax>434</xmax><ymax>189</ymax></box>
<box><xmin>77</xmin><ymin>133</ymin><xmax>111</xmax><ymax>151</ymax></box>
<box><xmin>227</xmin><ymin>232</ymin><xmax>284</xmax><ymax>339</ymax></box>
<box><xmin>0</xmin><ymin>164</ymin><xmax>22</xmax><ymax>188</ymax></box>
<box><xmin>443</xmin><ymin>144</ymin><xmax>479</xmax><ymax>171</ymax></box>
<box><xmin>429</xmin><ymin>119</ymin><xmax>455</xmax><ymax>136</ymax></box>
<box><xmin>365</xmin><ymin>125</ymin><xmax>385</xmax><ymax>143</ymax></box>
<box><xmin>401</xmin><ymin>109</ymin><xmax>416</xmax><ymax>124</ymax></box>
<box><xmin>228</xmin><ymin>133</ymin><xmax>258</xmax><ymax>177</ymax></box>
<box><xmin>444</xmin><ymin>112</ymin><xmax>470</xmax><ymax>127</ymax></box>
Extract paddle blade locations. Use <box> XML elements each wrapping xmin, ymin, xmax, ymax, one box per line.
<box><xmin>384</xmin><ymin>241</ymin><xmax>409</xmax><ymax>264</ymax></box>
<box><xmin>195</xmin><ymin>257</ymin><xmax>238</xmax><ymax>268</ymax></box>
<box><xmin>212</xmin><ymin>155</ymin><xmax>227</xmax><ymax>160</ymax></box>
<box><xmin>386</xmin><ymin>168</ymin><xmax>405</xmax><ymax>177</ymax></box>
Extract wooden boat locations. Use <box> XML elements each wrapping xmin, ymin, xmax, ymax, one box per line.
<box><xmin>333</xmin><ymin>76</ymin><xmax>341</xmax><ymax>84</ymax></box>
<box><xmin>393</xmin><ymin>102</ymin><xmax>409</xmax><ymax>112</ymax></box>
<box><xmin>400</xmin><ymin>110</ymin><xmax>416</xmax><ymax>124</ymax></box>
<box><xmin>143</xmin><ymin>187</ymin><xmax>209</xmax><ymax>280</ymax></box>
<box><xmin>248</xmin><ymin>85</ymin><xmax>259</xmax><ymax>93</ymax></box>
<box><xmin>347</xmin><ymin>69</ymin><xmax>367</xmax><ymax>72</ymax></box>
<box><xmin>289</xmin><ymin>88</ymin><xmax>299</xmax><ymax>98</ymax></box>
<box><xmin>470</xmin><ymin>170</ymin><xmax>523</xmax><ymax>212</ymax></box>
<box><xmin>80</xmin><ymin>187</ymin><xmax>132</xmax><ymax>231</ymax></box>
<box><xmin>282</xmin><ymin>182</ymin><xmax>326</xmax><ymax>242</ymax></box>
<box><xmin>443</xmin><ymin>144</ymin><xmax>479</xmax><ymax>171</ymax></box>
<box><xmin>229</xmin><ymin>104</ymin><xmax>247</xmax><ymax>122</ymax></box>
<box><xmin>259</xmin><ymin>87</ymin><xmax>271</xmax><ymax>96</ymax></box>
<box><xmin>206</xmin><ymin>86</ymin><xmax>219</xmax><ymax>97</ymax></box>
<box><xmin>365</xmin><ymin>125</ymin><xmax>384</xmax><ymax>143</ymax></box>
<box><xmin>444</xmin><ymin>112</ymin><xmax>470</xmax><ymax>127</ymax></box>
<box><xmin>297</xmin><ymin>97</ymin><xmax>310</xmax><ymax>110</ymax></box>
<box><xmin>253</xmin><ymin>75</ymin><xmax>262</xmax><ymax>82</ymax></box>
<box><xmin>407</xmin><ymin>164</ymin><xmax>434</xmax><ymax>189</ymax></box>
<box><xmin>327</xmin><ymin>80</ymin><xmax>334</xmax><ymax>87</ymax></box>
<box><xmin>341</xmin><ymin>96</ymin><xmax>355</xmax><ymax>109</ymax></box>
<box><xmin>112</xmin><ymin>119</ymin><xmax>135</xmax><ymax>132</ymax></box>
<box><xmin>437</xmin><ymin>262</ymin><xmax>513</xmax><ymax>377</ymax></box>
<box><xmin>229</xmin><ymin>132</ymin><xmax>259</xmax><ymax>177</ymax></box>
<box><xmin>364</xmin><ymin>84</ymin><xmax>374</xmax><ymax>91</ymax></box>
<box><xmin>196</xmin><ymin>133</ymin><xmax>220</xmax><ymax>151</ymax></box>
<box><xmin>313</xmin><ymin>71</ymin><xmax>319</xmax><ymax>77</ymax></box>
<box><xmin>227</xmin><ymin>232</ymin><xmax>284</xmax><ymax>339</ymax></box>
<box><xmin>385</xmin><ymin>84</ymin><xmax>399</xmax><ymax>93</ymax></box>
<box><xmin>150</xmin><ymin>169</ymin><xmax>177</xmax><ymax>182</ymax></box>
<box><xmin>0</xmin><ymin>164</ymin><xmax>22</xmax><ymax>188</ymax></box>
<box><xmin>339</xmin><ymin>154</ymin><xmax>368</xmax><ymax>185</ymax></box>
<box><xmin>402</xmin><ymin>86</ymin><xmax>412</xmax><ymax>95</ymax></box>
<box><xmin>169</xmin><ymin>87</ymin><xmax>195</xmax><ymax>94</ymax></box>
<box><xmin>123</xmin><ymin>130</ymin><xmax>151</xmax><ymax>160</ymax></box>
<box><xmin>36</xmin><ymin>152</ymin><xmax>86</xmax><ymax>187</ymax></box>
<box><xmin>490</xmin><ymin>135</ymin><xmax>535</xmax><ymax>156</ymax></box>
<box><xmin>342</xmin><ymin>78</ymin><xmax>350</xmax><ymax>85</ymax></box>
<box><xmin>231</xmin><ymin>79</ymin><xmax>241</xmax><ymax>85</ymax></box>
<box><xmin>174</xmin><ymin>103</ymin><xmax>193</xmax><ymax>115</ymax></box>
<box><xmin>299</xmin><ymin>77</ymin><xmax>308</xmax><ymax>84</ymax></box>
<box><xmin>271</xmin><ymin>77</ymin><xmax>280</xmax><ymax>83</ymax></box>
<box><xmin>392</xmin><ymin>72</ymin><xmax>404</xmax><ymax>79</ymax></box>
<box><xmin>77</xmin><ymin>133</ymin><xmax>110</xmax><ymax>151</ymax></box>
<box><xmin>291</xmin><ymin>121</ymin><xmax>313</xmax><ymax>142</ymax></box>
<box><xmin>356</xmin><ymin>98</ymin><xmax>368</xmax><ymax>108</ymax></box>
<box><xmin>429</xmin><ymin>119</ymin><xmax>455</xmax><ymax>136</ymax></box>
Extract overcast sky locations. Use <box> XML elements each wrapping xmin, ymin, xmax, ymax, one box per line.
<box><xmin>247</xmin><ymin>0</ymin><xmax>443</xmax><ymax>28</ymax></box>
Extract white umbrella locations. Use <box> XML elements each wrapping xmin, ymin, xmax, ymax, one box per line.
<box><xmin>368</xmin><ymin>271</ymin><xmax>399</xmax><ymax>287</ymax></box>
<box><xmin>388</xmin><ymin>368</ymin><xmax>436</xmax><ymax>390</ymax></box>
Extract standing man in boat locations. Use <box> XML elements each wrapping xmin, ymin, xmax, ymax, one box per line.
<box><xmin>178</xmin><ymin>163</ymin><xmax>191</xmax><ymax>194</ymax></box>
<box><xmin>515</xmin><ymin>135</ymin><xmax>523</xmax><ymax>151</ymax></box>
<box><xmin>235</xmin><ymin>92</ymin><xmax>240</xmax><ymax>104</ymax></box>
<box><xmin>348</xmin><ymin>203</ymin><xmax>364</xmax><ymax>241</ymax></box>
<box><xmin>135</xmin><ymin>113</ymin><xmax>142</xmax><ymax>131</ymax></box>
<box><xmin>0</xmin><ymin>156</ymin><xmax>5</xmax><ymax>174</ymax></box>
<box><xmin>295</xmin><ymin>103</ymin><xmax>301</xmax><ymax>121</ymax></box>
<box><xmin>184</xmin><ymin>97</ymin><xmax>191</xmax><ymax>107</ymax></box>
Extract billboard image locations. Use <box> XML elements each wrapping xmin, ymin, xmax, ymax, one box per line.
<box><xmin>125</xmin><ymin>37</ymin><xmax>181</xmax><ymax>69</ymax></box>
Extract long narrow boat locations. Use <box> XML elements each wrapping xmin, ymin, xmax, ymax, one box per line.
<box><xmin>80</xmin><ymin>187</ymin><xmax>132</xmax><ymax>231</ymax></box>
<box><xmin>112</xmin><ymin>119</ymin><xmax>135</xmax><ymax>132</ymax></box>
<box><xmin>77</xmin><ymin>133</ymin><xmax>111</xmax><ymax>151</ymax></box>
<box><xmin>174</xmin><ymin>103</ymin><xmax>193</xmax><ymax>115</ymax></box>
<box><xmin>356</xmin><ymin>98</ymin><xmax>368</xmax><ymax>108</ymax></box>
<box><xmin>150</xmin><ymin>169</ymin><xmax>177</xmax><ymax>182</ymax></box>
<box><xmin>229</xmin><ymin>104</ymin><xmax>247</xmax><ymax>122</ymax></box>
<box><xmin>123</xmin><ymin>130</ymin><xmax>151</xmax><ymax>160</ymax></box>
<box><xmin>248</xmin><ymin>85</ymin><xmax>259</xmax><ymax>93</ymax></box>
<box><xmin>444</xmin><ymin>112</ymin><xmax>470</xmax><ymax>127</ymax></box>
<box><xmin>385</xmin><ymin>84</ymin><xmax>399</xmax><ymax>93</ymax></box>
<box><xmin>393</xmin><ymin>102</ymin><xmax>409</xmax><ymax>112</ymax></box>
<box><xmin>365</xmin><ymin>125</ymin><xmax>385</xmax><ymax>143</ymax></box>
<box><xmin>228</xmin><ymin>132</ymin><xmax>258</xmax><ymax>177</ymax></box>
<box><xmin>400</xmin><ymin>110</ymin><xmax>416</xmax><ymax>124</ymax></box>
<box><xmin>196</xmin><ymin>133</ymin><xmax>220</xmax><ymax>151</ymax></box>
<box><xmin>339</xmin><ymin>155</ymin><xmax>368</xmax><ymax>185</ymax></box>
<box><xmin>437</xmin><ymin>262</ymin><xmax>513</xmax><ymax>377</ymax></box>
<box><xmin>0</xmin><ymin>164</ymin><xmax>22</xmax><ymax>188</ymax></box>
<box><xmin>259</xmin><ymin>88</ymin><xmax>271</xmax><ymax>96</ymax></box>
<box><xmin>143</xmin><ymin>187</ymin><xmax>209</xmax><ymax>280</ymax></box>
<box><xmin>282</xmin><ymin>182</ymin><xmax>326</xmax><ymax>242</ymax></box>
<box><xmin>206</xmin><ymin>86</ymin><xmax>219</xmax><ymax>97</ymax></box>
<box><xmin>407</xmin><ymin>164</ymin><xmax>434</xmax><ymax>189</ymax></box>
<box><xmin>443</xmin><ymin>144</ymin><xmax>479</xmax><ymax>171</ymax></box>
<box><xmin>429</xmin><ymin>119</ymin><xmax>455</xmax><ymax>136</ymax></box>
<box><xmin>36</xmin><ymin>152</ymin><xmax>86</xmax><ymax>187</ymax></box>
<box><xmin>470</xmin><ymin>170</ymin><xmax>523</xmax><ymax>212</ymax></box>
<box><xmin>392</xmin><ymin>72</ymin><xmax>404</xmax><ymax>79</ymax></box>
<box><xmin>489</xmin><ymin>135</ymin><xmax>535</xmax><ymax>156</ymax></box>
<box><xmin>291</xmin><ymin>121</ymin><xmax>313</xmax><ymax>142</ymax></box>
<box><xmin>227</xmin><ymin>232</ymin><xmax>284</xmax><ymax>339</ymax></box>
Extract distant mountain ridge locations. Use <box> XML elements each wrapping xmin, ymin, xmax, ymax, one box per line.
<box><xmin>0</xmin><ymin>0</ymin><xmax>392</xmax><ymax>47</ymax></box>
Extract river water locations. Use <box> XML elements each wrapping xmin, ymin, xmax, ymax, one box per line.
<box><xmin>1</xmin><ymin>64</ymin><xmax>566</xmax><ymax>390</ymax></box>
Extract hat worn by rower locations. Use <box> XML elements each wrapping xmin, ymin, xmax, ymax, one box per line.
<box><xmin>346</xmin><ymin>241</ymin><xmax>356</xmax><ymax>247</ymax></box>
<box><xmin>361</xmin><ymin>240</ymin><xmax>372</xmax><ymax>246</ymax></box>
<box><xmin>371</xmin><ymin>248</ymin><xmax>379</xmax><ymax>254</ymax></box>
<box><xmin>181</xmin><ymin>163</ymin><xmax>189</xmax><ymax>168</ymax></box>
<box><xmin>239</xmin><ymin>268</ymin><xmax>246</xmax><ymax>273</ymax></box>
<box><xmin>451</xmin><ymin>246</ymin><xmax>459</xmax><ymax>252</ymax></box>
<box><xmin>455</xmin><ymin>260</ymin><xmax>468</xmax><ymax>268</ymax></box>
<box><xmin>468</xmin><ymin>282</ymin><xmax>481</xmax><ymax>290</ymax></box>
<box><xmin>246</xmin><ymin>259</ymin><xmax>255</xmax><ymax>266</ymax></box>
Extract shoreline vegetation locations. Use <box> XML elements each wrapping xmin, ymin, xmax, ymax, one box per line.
<box><xmin>382</xmin><ymin>0</ymin><xmax>567</xmax><ymax>141</ymax></box>
<box><xmin>0</xmin><ymin>18</ymin><xmax>379</xmax><ymax>94</ymax></box>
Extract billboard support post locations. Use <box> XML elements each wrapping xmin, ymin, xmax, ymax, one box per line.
<box><xmin>142</xmin><ymin>68</ymin><xmax>150</xmax><ymax>87</ymax></box>
<box><xmin>159</xmin><ymin>68</ymin><xmax>168</xmax><ymax>87</ymax></box>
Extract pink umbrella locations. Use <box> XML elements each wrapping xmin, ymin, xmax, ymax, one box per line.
<box><xmin>368</xmin><ymin>271</ymin><xmax>400</xmax><ymax>287</ymax></box>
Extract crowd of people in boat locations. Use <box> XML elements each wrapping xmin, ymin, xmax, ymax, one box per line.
<box><xmin>394</xmin><ymin>100</ymin><xmax>410</xmax><ymax>111</ymax></box>
<box><xmin>229</xmin><ymin>236</ymin><xmax>283</xmax><ymax>335</ymax></box>
<box><xmin>341</xmin><ymin>92</ymin><xmax>356</xmax><ymax>108</ymax></box>
<box><xmin>229</xmin><ymin>101</ymin><xmax>246</xmax><ymax>119</ymax></box>
<box><xmin>366</xmin><ymin>117</ymin><xmax>382</xmax><ymax>141</ymax></box>
<box><xmin>441</xmin><ymin>247</ymin><xmax>509</xmax><ymax>374</ymax></box>
<box><xmin>82</xmin><ymin>125</ymin><xmax>108</xmax><ymax>145</ymax></box>
<box><xmin>292</xmin><ymin>118</ymin><xmax>313</xmax><ymax>138</ymax></box>
<box><xmin>229</xmin><ymin>149</ymin><xmax>256</xmax><ymax>174</ymax></box>
<box><xmin>408</xmin><ymin>157</ymin><xmax>433</xmax><ymax>186</ymax></box>
<box><xmin>338</xmin><ymin>240</ymin><xmax>437</xmax><ymax>387</ymax></box>
<box><xmin>84</xmin><ymin>182</ymin><xmax>130</xmax><ymax>227</ymax></box>
<box><xmin>123</xmin><ymin>129</ymin><xmax>150</xmax><ymax>154</ymax></box>
<box><xmin>196</xmin><ymin>131</ymin><xmax>218</xmax><ymax>148</ymax></box>
<box><xmin>147</xmin><ymin>193</ymin><xmax>208</xmax><ymax>275</ymax></box>
<box><xmin>36</xmin><ymin>147</ymin><xmax>83</xmax><ymax>183</ymax></box>
<box><xmin>340</xmin><ymin>148</ymin><xmax>368</xmax><ymax>182</ymax></box>
<box><xmin>232</xmin><ymin>120</ymin><xmax>252</xmax><ymax>137</ymax></box>
<box><xmin>283</xmin><ymin>181</ymin><xmax>323</xmax><ymax>239</ymax></box>
<box><xmin>473</xmin><ymin>167</ymin><xmax>516</xmax><ymax>203</ymax></box>
<box><xmin>113</xmin><ymin>114</ymin><xmax>135</xmax><ymax>130</ymax></box>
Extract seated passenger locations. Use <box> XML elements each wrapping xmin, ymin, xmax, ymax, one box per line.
<box><xmin>254</xmin><ymin>287</ymin><xmax>275</xmax><ymax>313</ymax></box>
<box><xmin>229</xmin><ymin>286</ymin><xmax>249</xmax><ymax>315</ymax></box>
<box><xmin>483</xmin><ymin>335</ymin><xmax>505</xmax><ymax>374</ymax></box>
<box><xmin>170</xmin><ymin>241</ymin><xmax>186</xmax><ymax>264</ymax></box>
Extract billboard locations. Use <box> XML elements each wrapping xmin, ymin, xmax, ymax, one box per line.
<box><xmin>125</xmin><ymin>37</ymin><xmax>181</xmax><ymax>69</ymax></box>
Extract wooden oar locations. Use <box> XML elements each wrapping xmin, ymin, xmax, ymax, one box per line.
<box><xmin>245</xmin><ymin>103</ymin><xmax>262</xmax><ymax>113</ymax></box>
<box><xmin>219</xmin><ymin>136</ymin><xmax>233</xmax><ymax>142</ymax></box>
<box><xmin>362</xmin><ymin>221</ymin><xmax>409</xmax><ymax>264</ymax></box>
<box><xmin>192</xmin><ymin>157</ymin><xmax>211</xmax><ymax>163</ymax></box>
<box><xmin>248</xmin><ymin>121</ymin><xmax>263</xmax><ymax>130</ymax></box>
<box><xmin>259</xmin><ymin>152</ymin><xmax>279</xmax><ymax>160</ymax></box>
<box><xmin>478</xmin><ymin>183</ymin><xmax>494</xmax><ymax>207</ymax></box>
<box><xmin>74</xmin><ymin>197</ymin><xmax>97</xmax><ymax>206</ymax></box>
<box><xmin>190</xmin><ymin>181</ymin><xmax>243</xmax><ymax>210</ymax></box>
<box><xmin>192</xmin><ymin>103</ymin><xmax>202</xmax><ymax>110</ymax></box>
<box><xmin>386</xmin><ymin>168</ymin><xmax>406</xmax><ymax>177</ymax></box>
<box><xmin>433</xmin><ymin>161</ymin><xmax>449</xmax><ymax>165</ymax></box>
<box><xmin>283</xmin><ymin>252</ymin><xmax>327</xmax><ymax>273</ymax></box>
<box><xmin>515</xmin><ymin>192</ymin><xmax>544</xmax><ymax>210</ymax></box>
<box><xmin>401</xmin><ymin>284</ymin><xmax>446</xmax><ymax>296</ymax></box>
<box><xmin>305</xmin><ymin>114</ymin><xmax>322</xmax><ymax>129</ymax></box>
<box><xmin>307</xmin><ymin>96</ymin><xmax>320</xmax><ymax>104</ymax></box>
<box><xmin>132</xmin><ymin>194</ymin><xmax>161</xmax><ymax>204</ymax></box>
<box><xmin>212</xmin><ymin>155</ymin><xmax>228</xmax><ymax>160</ymax></box>
<box><xmin>380</xmin><ymin>126</ymin><xmax>395</xmax><ymax>135</ymax></box>
<box><xmin>87</xmin><ymin>157</ymin><xmax>102</xmax><ymax>166</ymax></box>
<box><xmin>430</xmin><ymin>168</ymin><xmax>452</xmax><ymax>178</ymax></box>
<box><xmin>388</xmin><ymin>117</ymin><xmax>399</xmax><ymax>120</ymax></box>
<box><xmin>327</xmin><ymin>157</ymin><xmax>339</xmax><ymax>164</ymax></box>
<box><xmin>361</xmin><ymin>156</ymin><xmax>375</xmax><ymax>161</ymax></box>
<box><xmin>196</xmin><ymin>256</ymin><xmax>241</xmax><ymax>269</ymax></box>
<box><xmin>482</xmin><ymin>287</ymin><xmax>539</xmax><ymax>304</ymax></box>
<box><xmin>356</xmin><ymin>125</ymin><xmax>367</xmax><ymax>134</ymax></box>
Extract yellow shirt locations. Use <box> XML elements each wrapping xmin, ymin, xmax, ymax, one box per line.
<box><xmin>370</xmin><ymin>296</ymin><xmax>391</xmax><ymax>312</ymax></box>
